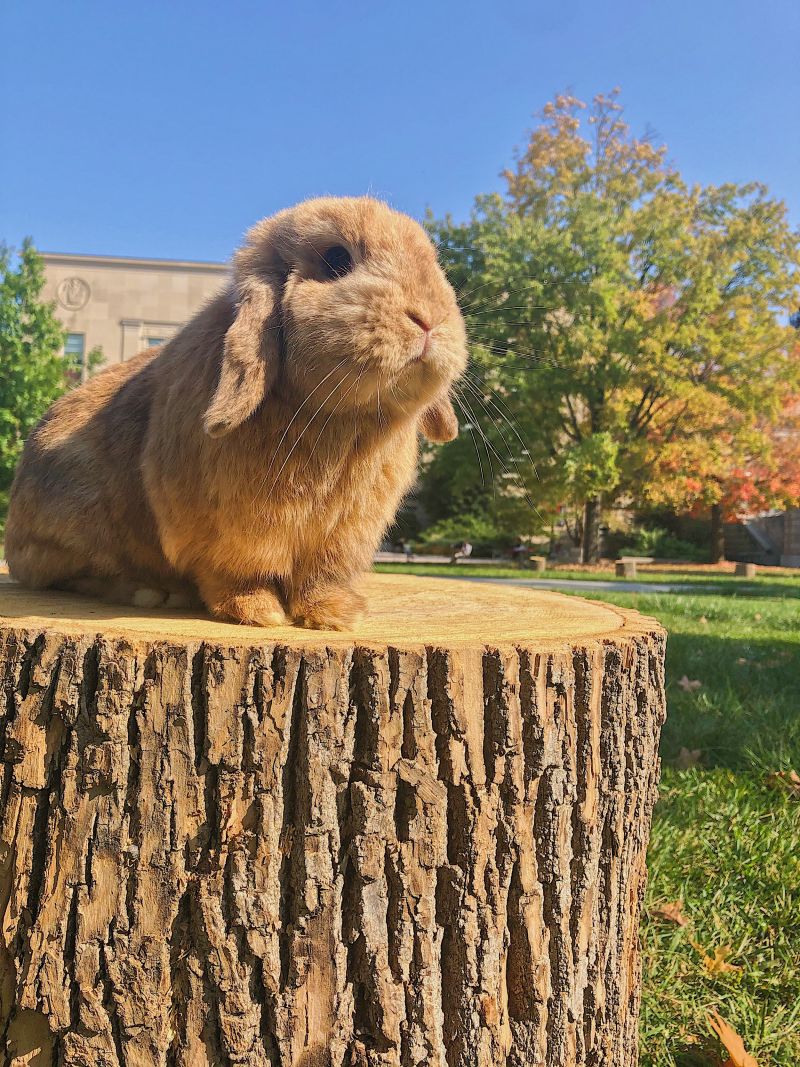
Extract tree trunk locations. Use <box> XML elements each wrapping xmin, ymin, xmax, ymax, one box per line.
<box><xmin>581</xmin><ymin>496</ymin><xmax>602</xmax><ymax>564</ymax></box>
<box><xmin>710</xmin><ymin>502</ymin><xmax>726</xmax><ymax>564</ymax></box>
<box><xmin>0</xmin><ymin>573</ymin><xmax>666</xmax><ymax>1067</ymax></box>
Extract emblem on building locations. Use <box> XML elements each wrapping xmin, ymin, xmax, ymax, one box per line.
<box><xmin>57</xmin><ymin>277</ymin><xmax>91</xmax><ymax>311</ymax></box>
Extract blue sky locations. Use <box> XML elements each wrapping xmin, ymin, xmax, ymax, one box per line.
<box><xmin>2</xmin><ymin>0</ymin><xmax>798</xmax><ymax>263</ymax></box>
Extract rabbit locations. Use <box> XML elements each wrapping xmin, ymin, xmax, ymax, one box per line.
<box><xmin>5</xmin><ymin>197</ymin><xmax>468</xmax><ymax>630</ymax></box>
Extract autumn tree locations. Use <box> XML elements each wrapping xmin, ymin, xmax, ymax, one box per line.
<box><xmin>0</xmin><ymin>240</ymin><xmax>66</xmax><ymax>495</ymax></box>
<box><xmin>644</xmin><ymin>384</ymin><xmax>800</xmax><ymax>561</ymax></box>
<box><xmin>428</xmin><ymin>91</ymin><xmax>800</xmax><ymax>560</ymax></box>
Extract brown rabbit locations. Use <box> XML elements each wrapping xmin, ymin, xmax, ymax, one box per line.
<box><xmin>6</xmin><ymin>197</ymin><xmax>467</xmax><ymax>629</ymax></box>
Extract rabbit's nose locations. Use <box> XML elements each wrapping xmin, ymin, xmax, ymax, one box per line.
<box><xmin>407</xmin><ymin>311</ymin><xmax>432</xmax><ymax>333</ymax></box>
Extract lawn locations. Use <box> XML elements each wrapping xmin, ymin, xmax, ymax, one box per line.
<box><xmin>376</xmin><ymin>564</ymin><xmax>800</xmax><ymax>1065</ymax></box>
<box><xmin>586</xmin><ymin>585</ymin><xmax>800</xmax><ymax>1067</ymax></box>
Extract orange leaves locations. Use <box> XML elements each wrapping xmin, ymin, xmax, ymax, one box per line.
<box><xmin>690</xmin><ymin>941</ymin><xmax>742</xmax><ymax>976</ymax></box>
<box><xmin>677</xmin><ymin>675</ymin><xmax>702</xmax><ymax>692</ymax></box>
<box><xmin>650</xmin><ymin>900</ymin><xmax>689</xmax><ymax>926</ymax></box>
<box><xmin>648</xmin><ymin>902</ymin><xmax>759</xmax><ymax>1061</ymax></box>
<box><xmin>707</xmin><ymin>1011</ymin><xmax>759</xmax><ymax>1067</ymax></box>
<box><xmin>650</xmin><ymin>902</ymin><xmax>743</xmax><ymax>976</ymax></box>
<box><xmin>765</xmin><ymin>769</ymin><xmax>800</xmax><ymax>798</ymax></box>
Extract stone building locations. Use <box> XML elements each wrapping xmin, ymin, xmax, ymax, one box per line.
<box><xmin>731</xmin><ymin>509</ymin><xmax>800</xmax><ymax>568</ymax></box>
<box><xmin>41</xmin><ymin>252</ymin><xmax>229</xmax><ymax>377</ymax></box>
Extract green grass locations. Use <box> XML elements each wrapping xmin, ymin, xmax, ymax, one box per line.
<box><xmin>377</xmin><ymin>565</ymin><xmax>800</xmax><ymax>1065</ymax></box>
<box><xmin>604</xmin><ymin>586</ymin><xmax>800</xmax><ymax>1066</ymax></box>
<box><xmin>544</xmin><ymin>586</ymin><xmax>800</xmax><ymax>1065</ymax></box>
<box><xmin>641</xmin><ymin>769</ymin><xmax>800</xmax><ymax>1066</ymax></box>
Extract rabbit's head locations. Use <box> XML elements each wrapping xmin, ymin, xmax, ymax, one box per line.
<box><xmin>203</xmin><ymin>197</ymin><xmax>467</xmax><ymax>443</ymax></box>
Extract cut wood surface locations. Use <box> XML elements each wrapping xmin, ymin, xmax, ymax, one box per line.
<box><xmin>0</xmin><ymin>573</ymin><xmax>666</xmax><ymax>1066</ymax></box>
<box><xmin>0</xmin><ymin>573</ymin><xmax>627</xmax><ymax>648</ymax></box>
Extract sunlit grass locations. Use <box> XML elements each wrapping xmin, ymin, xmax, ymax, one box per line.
<box><xmin>547</xmin><ymin>586</ymin><xmax>800</xmax><ymax>1065</ymax></box>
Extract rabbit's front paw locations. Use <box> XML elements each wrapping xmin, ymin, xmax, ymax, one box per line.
<box><xmin>202</xmin><ymin>582</ymin><xmax>288</xmax><ymax>627</ymax></box>
<box><xmin>291</xmin><ymin>585</ymin><xmax>366</xmax><ymax>631</ymax></box>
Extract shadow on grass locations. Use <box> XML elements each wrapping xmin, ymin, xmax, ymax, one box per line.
<box><xmin>675</xmin><ymin>581</ymin><xmax>800</xmax><ymax>599</ymax></box>
<box><xmin>661</xmin><ymin>629</ymin><xmax>800</xmax><ymax>772</ymax></box>
<box><xmin>667</xmin><ymin>1045</ymin><xmax>719</xmax><ymax>1067</ymax></box>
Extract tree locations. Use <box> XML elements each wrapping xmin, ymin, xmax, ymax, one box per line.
<box><xmin>644</xmin><ymin>386</ymin><xmax>800</xmax><ymax>561</ymax></box>
<box><xmin>428</xmin><ymin>92</ymin><xmax>800</xmax><ymax>560</ymax></box>
<box><xmin>0</xmin><ymin>240</ymin><xmax>67</xmax><ymax>494</ymax></box>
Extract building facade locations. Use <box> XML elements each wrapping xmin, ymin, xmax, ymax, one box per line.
<box><xmin>41</xmin><ymin>252</ymin><xmax>229</xmax><ymax>376</ymax></box>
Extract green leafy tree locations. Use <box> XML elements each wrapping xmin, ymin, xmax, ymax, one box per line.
<box><xmin>428</xmin><ymin>92</ymin><xmax>800</xmax><ymax>560</ymax></box>
<box><xmin>0</xmin><ymin>240</ymin><xmax>67</xmax><ymax>495</ymax></box>
<box><xmin>64</xmin><ymin>344</ymin><xmax>105</xmax><ymax>387</ymax></box>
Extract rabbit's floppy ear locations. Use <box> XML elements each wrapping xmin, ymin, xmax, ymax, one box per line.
<box><xmin>419</xmin><ymin>393</ymin><xmax>459</xmax><ymax>443</ymax></box>
<box><xmin>203</xmin><ymin>274</ymin><xmax>282</xmax><ymax>438</ymax></box>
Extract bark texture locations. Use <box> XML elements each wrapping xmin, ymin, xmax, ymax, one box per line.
<box><xmin>0</xmin><ymin>604</ymin><xmax>665</xmax><ymax>1066</ymax></box>
<box><xmin>580</xmin><ymin>498</ymin><xmax>601</xmax><ymax>565</ymax></box>
<box><xmin>710</xmin><ymin>503</ymin><xmax>726</xmax><ymax>565</ymax></box>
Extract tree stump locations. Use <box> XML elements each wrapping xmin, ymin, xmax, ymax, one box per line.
<box><xmin>528</xmin><ymin>557</ymin><xmax>547</xmax><ymax>573</ymax></box>
<box><xmin>0</xmin><ymin>573</ymin><xmax>666</xmax><ymax>1067</ymax></box>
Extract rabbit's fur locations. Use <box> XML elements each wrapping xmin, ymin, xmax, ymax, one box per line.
<box><xmin>6</xmin><ymin>197</ymin><xmax>467</xmax><ymax>629</ymax></box>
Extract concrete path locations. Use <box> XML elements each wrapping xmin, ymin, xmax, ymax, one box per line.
<box><xmin>375</xmin><ymin>552</ymin><xmax>504</xmax><ymax>565</ymax></box>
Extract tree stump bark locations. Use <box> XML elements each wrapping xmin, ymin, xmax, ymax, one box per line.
<box><xmin>0</xmin><ymin>573</ymin><xmax>666</xmax><ymax>1067</ymax></box>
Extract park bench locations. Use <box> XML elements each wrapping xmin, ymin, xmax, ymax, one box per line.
<box><xmin>615</xmin><ymin>555</ymin><xmax>655</xmax><ymax>578</ymax></box>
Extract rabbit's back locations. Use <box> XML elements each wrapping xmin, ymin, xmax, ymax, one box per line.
<box><xmin>6</xmin><ymin>348</ymin><xmax>173</xmax><ymax>591</ymax></box>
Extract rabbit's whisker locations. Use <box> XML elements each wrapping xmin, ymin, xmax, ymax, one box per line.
<box><xmin>457</xmin><ymin>281</ymin><xmax>553</xmax><ymax>314</ymax></box>
<box><xmin>258</xmin><ymin>357</ymin><xmax>350</xmax><ymax>494</ymax></box>
<box><xmin>458</xmin><ymin>377</ymin><xmax>542</xmax><ymax>518</ymax></box>
<box><xmin>451</xmin><ymin>394</ymin><xmax>487</xmax><ymax>489</ymax></box>
<box><xmin>468</xmin><ymin>341</ymin><xmax>560</xmax><ymax>370</ymax></box>
<box><xmin>456</xmin><ymin>379</ymin><xmax>539</xmax><ymax>513</ymax></box>
<box><xmin>454</xmin><ymin>274</ymin><xmax>504</xmax><ymax>306</ymax></box>
<box><xmin>390</xmin><ymin>382</ymin><xmax>412</xmax><ymax>412</ymax></box>
<box><xmin>465</xmin><ymin>306</ymin><xmax>550</xmax><ymax>318</ymax></box>
<box><xmin>303</xmin><ymin>369</ymin><xmax>365</xmax><ymax>475</ymax></box>
<box><xmin>376</xmin><ymin>369</ymin><xmax>389</xmax><ymax>430</ymax></box>
<box><xmin>263</xmin><ymin>370</ymin><xmax>354</xmax><ymax>502</ymax></box>
<box><xmin>461</xmin><ymin>368</ymin><xmax>539</xmax><ymax>480</ymax></box>
<box><xmin>456</xmin><ymin>381</ymin><xmax>514</xmax><ymax>499</ymax></box>
<box><xmin>350</xmin><ymin>362</ymin><xmax>369</xmax><ymax>442</ymax></box>
<box><xmin>452</xmin><ymin>387</ymin><xmax>495</xmax><ymax>491</ymax></box>
<box><xmin>386</xmin><ymin>382</ymin><xmax>410</xmax><ymax>419</ymax></box>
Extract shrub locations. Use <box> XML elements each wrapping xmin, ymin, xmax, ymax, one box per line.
<box><xmin>625</xmin><ymin>526</ymin><xmax>708</xmax><ymax>561</ymax></box>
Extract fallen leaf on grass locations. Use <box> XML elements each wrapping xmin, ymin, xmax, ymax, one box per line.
<box><xmin>765</xmin><ymin>769</ymin><xmax>800</xmax><ymax>798</ymax></box>
<box><xmin>651</xmin><ymin>900</ymin><xmax>689</xmax><ymax>926</ymax></box>
<box><xmin>674</xmin><ymin>747</ymin><xmax>703</xmax><ymax>769</ymax></box>
<box><xmin>691</xmin><ymin>940</ymin><xmax>742</xmax><ymax>975</ymax></box>
<box><xmin>707</xmin><ymin>1010</ymin><xmax>759</xmax><ymax>1066</ymax></box>
<box><xmin>677</xmin><ymin>675</ymin><xmax>702</xmax><ymax>692</ymax></box>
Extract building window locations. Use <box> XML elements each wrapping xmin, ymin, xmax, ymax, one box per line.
<box><xmin>146</xmin><ymin>337</ymin><xmax>165</xmax><ymax>347</ymax></box>
<box><xmin>64</xmin><ymin>333</ymin><xmax>85</xmax><ymax>366</ymax></box>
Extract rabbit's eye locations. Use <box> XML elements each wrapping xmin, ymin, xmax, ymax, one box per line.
<box><xmin>320</xmin><ymin>245</ymin><xmax>354</xmax><ymax>280</ymax></box>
